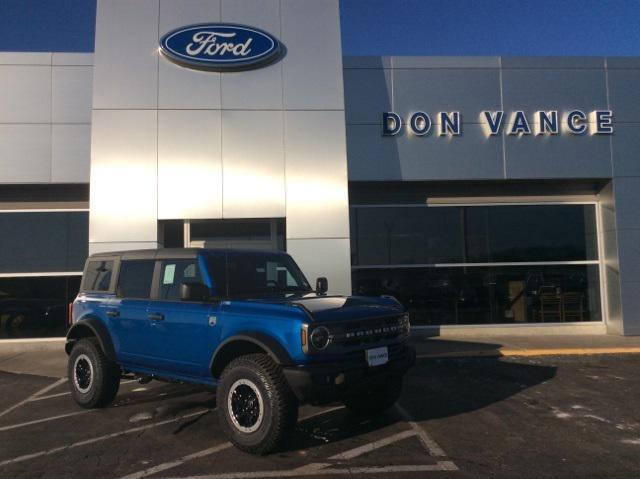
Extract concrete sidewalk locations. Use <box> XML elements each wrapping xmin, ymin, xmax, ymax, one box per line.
<box><xmin>412</xmin><ymin>333</ymin><xmax>640</xmax><ymax>359</ymax></box>
<box><xmin>2</xmin><ymin>333</ymin><xmax>640</xmax><ymax>378</ymax></box>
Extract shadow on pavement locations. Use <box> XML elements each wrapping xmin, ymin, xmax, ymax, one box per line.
<box><xmin>403</xmin><ymin>355</ymin><xmax>557</xmax><ymax>422</ymax></box>
<box><xmin>410</xmin><ymin>336</ymin><xmax>506</xmax><ymax>357</ymax></box>
<box><xmin>281</xmin><ymin>352</ymin><xmax>557</xmax><ymax>453</ymax></box>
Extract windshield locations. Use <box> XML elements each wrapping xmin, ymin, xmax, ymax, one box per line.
<box><xmin>205</xmin><ymin>252</ymin><xmax>312</xmax><ymax>298</ymax></box>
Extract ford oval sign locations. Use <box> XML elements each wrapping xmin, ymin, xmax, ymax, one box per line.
<box><xmin>159</xmin><ymin>23</ymin><xmax>283</xmax><ymax>71</ymax></box>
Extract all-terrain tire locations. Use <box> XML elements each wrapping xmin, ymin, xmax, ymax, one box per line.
<box><xmin>68</xmin><ymin>338</ymin><xmax>120</xmax><ymax>408</ymax></box>
<box><xmin>217</xmin><ymin>353</ymin><xmax>298</xmax><ymax>455</ymax></box>
<box><xmin>343</xmin><ymin>375</ymin><xmax>403</xmax><ymax>417</ymax></box>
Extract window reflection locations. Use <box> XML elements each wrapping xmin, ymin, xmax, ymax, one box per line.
<box><xmin>0</xmin><ymin>212</ymin><xmax>88</xmax><ymax>274</ymax></box>
<box><xmin>351</xmin><ymin>205</ymin><xmax>598</xmax><ymax>266</ymax></box>
<box><xmin>0</xmin><ymin>276</ymin><xmax>81</xmax><ymax>338</ymax></box>
<box><xmin>353</xmin><ymin>265</ymin><xmax>601</xmax><ymax>325</ymax></box>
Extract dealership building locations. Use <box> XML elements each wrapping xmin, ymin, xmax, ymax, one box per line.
<box><xmin>1</xmin><ymin>0</ymin><xmax>640</xmax><ymax>338</ymax></box>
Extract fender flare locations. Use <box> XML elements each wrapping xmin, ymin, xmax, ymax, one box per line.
<box><xmin>210</xmin><ymin>332</ymin><xmax>294</xmax><ymax>375</ymax></box>
<box><xmin>65</xmin><ymin>318</ymin><xmax>117</xmax><ymax>362</ymax></box>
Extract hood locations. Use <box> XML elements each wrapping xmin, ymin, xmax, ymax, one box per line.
<box><xmin>289</xmin><ymin>294</ymin><xmax>404</xmax><ymax>322</ymax></box>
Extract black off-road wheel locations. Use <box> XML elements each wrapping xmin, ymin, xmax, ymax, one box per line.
<box><xmin>343</xmin><ymin>375</ymin><xmax>403</xmax><ymax>417</ymax></box>
<box><xmin>217</xmin><ymin>354</ymin><xmax>298</xmax><ymax>455</ymax></box>
<box><xmin>68</xmin><ymin>338</ymin><xmax>120</xmax><ymax>408</ymax></box>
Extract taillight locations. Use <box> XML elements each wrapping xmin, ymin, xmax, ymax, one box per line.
<box><xmin>67</xmin><ymin>302</ymin><xmax>74</xmax><ymax>327</ymax></box>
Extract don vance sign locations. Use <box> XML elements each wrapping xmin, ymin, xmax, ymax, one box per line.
<box><xmin>383</xmin><ymin>110</ymin><xmax>614</xmax><ymax>137</ymax></box>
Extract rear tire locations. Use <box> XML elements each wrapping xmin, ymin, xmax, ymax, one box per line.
<box><xmin>68</xmin><ymin>338</ymin><xmax>120</xmax><ymax>408</ymax></box>
<box><xmin>217</xmin><ymin>354</ymin><xmax>298</xmax><ymax>455</ymax></box>
<box><xmin>343</xmin><ymin>375</ymin><xmax>403</xmax><ymax>417</ymax></box>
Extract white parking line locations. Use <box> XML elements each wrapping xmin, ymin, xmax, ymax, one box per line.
<box><xmin>0</xmin><ymin>409</ymin><xmax>209</xmax><ymax>468</ymax></box>
<box><xmin>160</xmin><ymin>405</ymin><xmax>456</xmax><ymax>479</ymax></box>
<box><xmin>328</xmin><ymin>429</ymin><xmax>416</xmax><ymax>460</ymax></box>
<box><xmin>395</xmin><ymin>405</ymin><xmax>447</xmax><ymax>457</ymax></box>
<box><xmin>119</xmin><ymin>406</ymin><xmax>346</xmax><ymax>479</ymax></box>
<box><xmin>297</xmin><ymin>405</ymin><xmax>344</xmax><ymax>422</ymax></box>
<box><xmin>166</xmin><ymin>462</ymin><xmax>458</xmax><ymax>478</ymax></box>
<box><xmin>0</xmin><ymin>378</ymin><xmax>67</xmax><ymax>419</ymax></box>
<box><xmin>27</xmin><ymin>391</ymin><xmax>71</xmax><ymax>402</ymax></box>
<box><xmin>0</xmin><ymin>410</ymin><xmax>91</xmax><ymax>432</ymax></box>
<box><xmin>118</xmin><ymin>442</ymin><xmax>233</xmax><ymax>479</ymax></box>
<box><xmin>28</xmin><ymin>379</ymin><xmax>138</xmax><ymax>402</ymax></box>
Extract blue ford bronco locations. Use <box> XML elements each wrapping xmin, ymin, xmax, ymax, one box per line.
<box><xmin>66</xmin><ymin>249</ymin><xmax>415</xmax><ymax>454</ymax></box>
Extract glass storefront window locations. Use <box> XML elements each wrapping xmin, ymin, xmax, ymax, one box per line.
<box><xmin>351</xmin><ymin>203</ymin><xmax>601</xmax><ymax>325</ymax></box>
<box><xmin>351</xmin><ymin>204</ymin><xmax>597</xmax><ymax>266</ymax></box>
<box><xmin>0</xmin><ymin>212</ymin><xmax>89</xmax><ymax>274</ymax></box>
<box><xmin>0</xmin><ymin>276</ymin><xmax>81</xmax><ymax>338</ymax></box>
<box><xmin>353</xmin><ymin>265</ymin><xmax>601</xmax><ymax>326</ymax></box>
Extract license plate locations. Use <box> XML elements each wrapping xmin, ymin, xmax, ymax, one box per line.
<box><xmin>366</xmin><ymin>346</ymin><xmax>388</xmax><ymax>367</ymax></box>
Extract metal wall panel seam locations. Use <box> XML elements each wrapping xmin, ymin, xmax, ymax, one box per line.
<box><xmin>604</xmin><ymin>57</ymin><xmax>617</xmax><ymax>177</ymax></box>
<box><xmin>0</xmin><ymin>272</ymin><xmax>82</xmax><ymax>278</ymax></box>
<box><xmin>219</xmin><ymin>0</ymin><xmax>224</xmax><ymax>218</ymax></box>
<box><xmin>279</xmin><ymin>0</ymin><xmax>287</xmax><ymax>241</ymax></box>
<box><xmin>49</xmin><ymin>61</ymin><xmax>53</xmax><ymax>182</ymax></box>
<box><xmin>499</xmin><ymin>56</ymin><xmax>507</xmax><ymax>179</ymax></box>
<box><xmin>390</xmin><ymin>57</ymin><xmax>394</xmax><ymax>112</ymax></box>
<box><xmin>0</xmin><ymin>122</ymin><xmax>92</xmax><ymax>126</ymax></box>
<box><xmin>156</xmin><ymin>0</ymin><xmax>160</xmax><ymax>237</ymax></box>
<box><xmin>90</xmin><ymin>108</ymin><xmax>344</xmax><ymax>112</ymax></box>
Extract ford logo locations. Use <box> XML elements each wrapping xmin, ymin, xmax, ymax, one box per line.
<box><xmin>159</xmin><ymin>23</ymin><xmax>283</xmax><ymax>71</ymax></box>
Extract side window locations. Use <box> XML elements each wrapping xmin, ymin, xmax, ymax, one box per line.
<box><xmin>159</xmin><ymin>260</ymin><xmax>202</xmax><ymax>301</ymax></box>
<box><xmin>83</xmin><ymin>260</ymin><xmax>114</xmax><ymax>292</ymax></box>
<box><xmin>117</xmin><ymin>260</ymin><xmax>155</xmax><ymax>299</ymax></box>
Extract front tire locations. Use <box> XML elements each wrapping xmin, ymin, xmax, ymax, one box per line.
<box><xmin>343</xmin><ymin>375</ymin><xmax>403</xmax><ymax>417</ymax></box>
<box><xmin>68</xmin><ymin>338</ymin><xmax>120</xmax><ymax>408</ymax></box>
<box><xmin>217</xmin><ymin>354</ymin><xmax>298</xmax><ymax>455</ymax></box>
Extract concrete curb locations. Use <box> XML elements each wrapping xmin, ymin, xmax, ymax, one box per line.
<box><xmin>416</xmin><ymin>347</ymin><xmax>640</xmax><ymax>359</ymax></box>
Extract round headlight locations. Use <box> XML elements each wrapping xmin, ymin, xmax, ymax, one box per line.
<box><xmin>310</xmin><ymin>326</ymin><xmax>331</xmax><ymax>350</ymax></box>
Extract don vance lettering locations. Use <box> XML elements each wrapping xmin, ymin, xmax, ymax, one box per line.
<box><xmin>382</xmin><ymin>110</ymin><xmax>614</xmax><ymax>137</ymax></box>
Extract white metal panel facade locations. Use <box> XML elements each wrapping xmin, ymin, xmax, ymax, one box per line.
<box><xmin>0</xmin><ymin>52</ymin><xmax>93</xmax><ymax>184</ymax></box>
<box><xmin>89</xmin><ymin>0</ymin><xmax>352</xmax><ymax>294</ymax></box>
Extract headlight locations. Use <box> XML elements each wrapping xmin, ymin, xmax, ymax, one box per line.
<box><xmin>402</xmin><ymin>312</ymin><xmax>411</xmax><ymax>334</ymax></box>
<box><xmin>310</xmin><ymin>326</ymin><xmax>331</xmax><ymax>350</ymax></box>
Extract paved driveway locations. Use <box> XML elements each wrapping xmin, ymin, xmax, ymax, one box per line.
<box><xmin>1</xmin><ymin>354</ymin><xmax>639</xmax><ymax>478</ymax></box>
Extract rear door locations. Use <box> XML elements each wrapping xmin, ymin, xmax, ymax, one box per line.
<box><xmin>108</xmin><ymin>260</ymin><xmax>156</xmax><ymax>367</ymax></box>
<box><xmin>145</xmin><ymin>257</ymin><xmax>220</xmax><ymax>377</ymax></box>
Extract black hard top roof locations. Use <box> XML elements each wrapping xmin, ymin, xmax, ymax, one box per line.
<box><xmin>88</xmin><ymin>248</ymin><xmax>288</xmax><ymax>261</ymax></box>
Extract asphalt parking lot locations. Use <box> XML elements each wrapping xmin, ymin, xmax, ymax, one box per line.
<box><xmin>1</xmin><ymin>354</ymin><xmax>639</xmax><ymax>479</ymax></box>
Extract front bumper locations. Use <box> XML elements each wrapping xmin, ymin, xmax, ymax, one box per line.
<box><xmin>282</xmin><ymin>344</ymin><xmax>416</xmax><ymax>404</ymax></box>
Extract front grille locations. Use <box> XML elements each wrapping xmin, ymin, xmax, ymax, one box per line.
<box><xmin>330</xmin><ymin>314</ymin><xmax>406</xmax><ymax>347</ymax></box>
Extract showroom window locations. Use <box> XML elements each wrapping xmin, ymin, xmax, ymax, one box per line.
<box><xmin>0</xmin><ymin>276</ymin><xmax>81</xmax><ymax>339</ymax></box>
<box><xmin>0</xmin><ymin>211</ymin><xmax>88</xmax><ymax>338</ymax></box>
<box><xmin>0</xmin><ymin>212</ymin><xmax>88</xmax><ymax>274</ymax></box>
<box><xmin>350</xmin><ymin>204</ymin><xmax>601</xmax><ymax>325</ymax></box>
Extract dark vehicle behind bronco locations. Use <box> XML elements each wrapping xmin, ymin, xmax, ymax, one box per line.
<box><xmin>66</xmin><ymin>248</ymin><xmax>415</xmax><ymax>454</ymax></box>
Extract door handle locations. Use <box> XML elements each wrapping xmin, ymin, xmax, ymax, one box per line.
<box><xmin>148</xmin><ymin>313</ymin><xmax>165</xmax><ymax>321</ymax></box>
<box><xmin>105</xmin><ymin>309</ymin><xmax>120</xmax><ymax>318</ymax></box>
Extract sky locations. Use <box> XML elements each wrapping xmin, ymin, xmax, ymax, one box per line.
<box><xmin>0</xmin><ymin>0</ymin><xmax>639</xmax><ymax>56</ymax></box>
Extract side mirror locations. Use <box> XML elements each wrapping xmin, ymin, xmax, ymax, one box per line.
<box><xmin>180</xmin><ymin>282</ymin><xmax>210</xmax><ymax>302</ymax></box>
<box><xmin>316</xmin><ymin>277</ymin><xmax>328</xmax><ymax>295</ymax></box>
